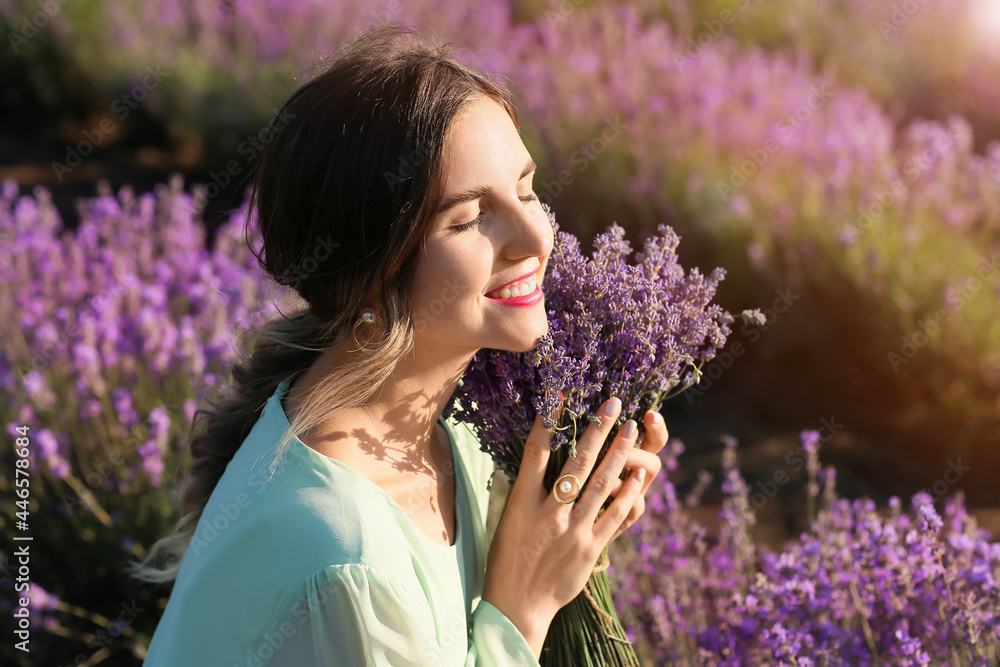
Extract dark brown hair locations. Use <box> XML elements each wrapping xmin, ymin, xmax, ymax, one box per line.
<box><xmin>127</xmin><ymin>21</ymin><xmax>518</xmax><ymax>583</ymax></box>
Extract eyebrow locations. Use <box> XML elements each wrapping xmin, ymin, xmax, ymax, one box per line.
<box><xmin>436</xmin><ymin>158</ymin><xmax>537</xmax><ymax>215</ymax></box>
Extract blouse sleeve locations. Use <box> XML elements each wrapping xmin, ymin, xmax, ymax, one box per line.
<box><xmin>260</xmin><ymin>563</ymin><xmax>540</xmax><ymax>667</ymax></box>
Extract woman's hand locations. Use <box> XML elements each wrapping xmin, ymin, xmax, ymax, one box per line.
<box><xmin>482</xmin><ymin>397</ymin><xmax>647</xmax><ymax>658</ymax></box>
<box><xmin>604</xmin><ymin>408</ymin><xmax>667</xmax><ymax>543</ymax></box>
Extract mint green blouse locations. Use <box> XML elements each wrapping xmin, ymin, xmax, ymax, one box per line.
<box><xmin>143</xmin><ymin>378</ymin><xmax>540</xmax><ymax>666</ymax></box>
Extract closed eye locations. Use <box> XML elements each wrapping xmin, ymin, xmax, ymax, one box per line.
<box><xmin>453</xmin><ymin>212</ymin><xmax>486</xmax><ymax>233</ymax></box>
<box><xmin>453</xmin><ymin>194</ymin><xmax>539</xmax><ymax>233</ymax></box>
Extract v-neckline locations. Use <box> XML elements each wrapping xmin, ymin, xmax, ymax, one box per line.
<box><xmin>274</xmin><ymin>378</ymin><xmax>464</xmax><ymax>550</ymax></box>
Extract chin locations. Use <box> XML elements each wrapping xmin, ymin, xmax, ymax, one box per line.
<box><xmin>501</xmin><ymin>339</ymin><xmax>540</xmax><ymax>354</ymax></box>
<box><xmin>504</xmin><ymin>321</ymin><xmax>550</xmax><ymax>353</ymax></box>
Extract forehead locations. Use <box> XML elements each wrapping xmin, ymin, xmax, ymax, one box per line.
<box><xmin>439</xmin><ymin>97</ymin><xmax>526</xmax><ymax>186</ymax></box>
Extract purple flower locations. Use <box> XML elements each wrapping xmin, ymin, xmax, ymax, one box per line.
<box><xmin>917</xmin><ymin>504</ymin><xmax>943</xmax><ymax>534</ymax></box>
<box><xmin>80</xmin><ymin>399</ymin><xmax>103</xmax><ymax>420</ymax></box>
<box><xmin>24</xmin><ymin>584</ymin><xmax>60</xmax><ymax>631</ymax></box>
<box><xmin>36</xmin><ymin>429</ymin><xmax>59</xmax><ymax>459</ymax></box>
<box><xmin>800</xmin><ymin>429</ymin><xmax>821</xmax><ymax>455</ymax></box>
<box><xmin>445</xmin><ymin>206</ymin><xmax>734</xmax><ymax>488</ymax></box>
<box><xmin>22</xmin><ymin>370</ymin><xmax>56</xmax><ymax>410</ymax></box>
<box><xmin>148</xmin><ymin>406</ymin><xmax>171</xmax><ymax>442</ymax></box>
<box><xmin>138</xmin><ymin>439</ymin><xmax>165</xmax><ymax>487</ymax></box>
<box><xmin>111</xmin><ymin>387</ymin><xmax>139</xmax><ymax>427</ymax></box>
<box><xmin>610</xmin><ymin>428</ymin><xmax>1000</xmax><ymax>664</ymax></box>
<box><xmin>740</xmin><ymin>309</ymin><xmax>767</xmax><ymax>327</ymax></box>
<box><xmin>49</xmin><ymin>458</ymin><xmax>70</xmax><ymax>480</ymax></box>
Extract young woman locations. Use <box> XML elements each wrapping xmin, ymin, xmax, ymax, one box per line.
<box><xmin>131</xmin><ymin>22</ymin><xmax>667</xmax><ymax>666</ymax></box>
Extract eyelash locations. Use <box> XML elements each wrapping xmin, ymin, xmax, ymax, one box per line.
<box><xmin>454</xmin><ymin>194</ymin><xmax>539</xmax><ymax>232</ymax></box>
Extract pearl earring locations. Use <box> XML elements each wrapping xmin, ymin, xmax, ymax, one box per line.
<box><xmin>351</xmin><ymin>308</ymin><xmax>382</xmax><ymax>352</ymax></box>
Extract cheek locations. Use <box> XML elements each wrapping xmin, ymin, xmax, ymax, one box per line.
<box><xmin>412</xmin><ymin>245</ymin><xmax>488</xmax><ymax>317</ymax></box>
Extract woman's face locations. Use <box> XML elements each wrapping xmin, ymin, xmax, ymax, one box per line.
<box><xmin>410</xmin><ymin>95</ymin><xmax>553</xmax><ymax>356</ymax></box>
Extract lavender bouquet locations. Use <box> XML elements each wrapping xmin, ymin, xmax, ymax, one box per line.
<box><xmin>444</xmin><ymin>206</ymin><xmax>761</xmax><ymax>666</ymax></box>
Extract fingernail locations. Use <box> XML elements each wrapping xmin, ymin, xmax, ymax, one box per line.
<box><xmin>603</xmin><ymin>397</ymin><xmax>622</xmax><ymax>416</ymax></box>
<box><xmin>636</xmin><ymin>468</ymin><xmax>646</xmax><ymax>483</ymax></box>
<box><xmin>622</xmin><ymin>419</ymin><xmax>636</xmax><ymax>439</ymax></box>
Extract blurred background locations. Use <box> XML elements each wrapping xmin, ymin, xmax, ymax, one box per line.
<box><xmin>1</xmin><ymin>0</ymin><xmax>998</xmax><ymax>664</ymax></box>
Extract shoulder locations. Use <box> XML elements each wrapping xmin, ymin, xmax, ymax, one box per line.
<box><xmin>181</xmin><ymin>414</ymin><xmax>412</xmax><ymax>584</ymax></box>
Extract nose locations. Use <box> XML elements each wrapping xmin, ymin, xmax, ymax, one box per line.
<box><xmin>498</xmin><ymin>195</ymin><xmax>553</xmax><ymax>261</ymax></box>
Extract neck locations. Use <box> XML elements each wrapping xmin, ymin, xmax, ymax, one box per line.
<box><xmin>285</xmin><ymin>335</ymin><xmax>474</xmax><ymax>473</ymax></box>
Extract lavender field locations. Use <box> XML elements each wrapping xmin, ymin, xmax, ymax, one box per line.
<box><xmin>1</xmin><ymin>0</ymin><xmax>999</xmax><ymax>664</ymax></box>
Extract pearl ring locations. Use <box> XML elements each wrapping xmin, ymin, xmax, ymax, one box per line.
<box><xmin>553</xmin><ymin>473</ymin><xmax>582</xmax><ymax>504</ymax></box>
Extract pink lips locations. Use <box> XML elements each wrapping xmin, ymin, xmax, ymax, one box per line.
<box><xmin>487</xmin><ymin>266</ymin><xmax>540</xmax><ymax>295</ymax></box>
<box><xmin>485</xmin><ymin>280</ymin><xmax>543</xmax><ymax>307</ymax></box>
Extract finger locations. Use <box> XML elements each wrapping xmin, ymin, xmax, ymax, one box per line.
<box><xmin>610</xmin><ymin>496</ymin><xmax>645</xmax><ymax>543</ymax></box>
<box><xmin>593</xmin><ymin>463</ymin><xmax>646</xmax><ymax>546</ymax></box>
<box><xmin>640</xmin><ymin>409</ymin><xmax>668</xmax><ymax>454</ymax></box>
<box><xmin>572</xmin><ymin>416</ymin><xmax>636</xmax><ymax>520</ymax></box>
<box><xmin>512</xmin><ymin>414</ymin><xmax>552</xmax><ymax>504</ymax></box>
<box><xmin>628</xmin><ymin>449</ymin><xmax>662</xmax><ymax>497</ymax></box>
<box><xmin>610</xmin><ymin>449</ymin><xmax>662</xmax><ymax>497</ymax></box>
<box><xmin>556</xmin><ymin>397</ymin><xmax>623</xmax><ymax>502</ymax></box>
